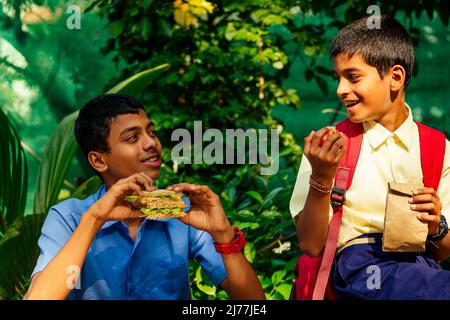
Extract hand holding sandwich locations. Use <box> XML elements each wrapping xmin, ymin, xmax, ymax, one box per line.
<box><xmin>89</xmin><ymin>172</ymin><xmax>156</xmax><ymax>223</ymax></box>
<box><xmin>168</xmin><ymin>183</ymin><xmax>265</xmax><ymax>299</ymax></box>
<box><xmin>167</xmin><ymin>183</ymin><xmax>235</xmax><ymax>243</ymax></box>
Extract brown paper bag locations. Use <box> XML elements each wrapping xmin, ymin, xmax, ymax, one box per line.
<box><xmin>382</xmin><ymin>182</ymin><xmax>428</xmax><ymax>252</ymax></box>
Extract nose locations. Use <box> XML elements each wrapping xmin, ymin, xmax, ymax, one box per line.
<box><xmin>336</xmin><ymin>78</ymin><xmax>350</xmax><ymax>99</ymax></box>
<box><xmin>142</xmin><ymin>132</ymin><xmax>158</xmax><ymax>151</ymax></box>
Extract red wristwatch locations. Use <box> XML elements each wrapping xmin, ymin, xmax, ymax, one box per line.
<box><xmin>213</xmin><ymin>226</ymin><xmax>246</xmax><ymax>254</ymax></box>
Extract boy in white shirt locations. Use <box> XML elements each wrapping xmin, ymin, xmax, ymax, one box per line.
<box><xmin>290</xmin><ymin>15</ymin><xmax>450</xmax><ymax>299</ymax></box>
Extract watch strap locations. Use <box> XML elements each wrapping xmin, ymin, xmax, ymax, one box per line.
<box><xmin>213</xmin><ymin>226</ymin><xmax>246</xmax><ymax>254</ymax></box>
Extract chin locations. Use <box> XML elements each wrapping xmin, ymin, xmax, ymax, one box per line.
<box><xmin>346</xmin><ymin>112</ymin><xmax>365</xmax><ymax>123</ymax></box>
<box><xmin>144</xmin><ymin>168</ymin><xmax>161</xmax><ymax>180</ymax></box>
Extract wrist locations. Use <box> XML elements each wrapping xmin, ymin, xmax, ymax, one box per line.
<box><xmin>310</xmin><ymin>172</ymin><xmax>334</xmax><ymax>186</ymax></box>
<box><xmin>428</xmin><ymin>215</ymin><xmax>448</xmax><ymax>241</ymax></box>
<box><xmin>83</xmin><ymin>210</ymin><xmax>106</xmax><ymax>230</ymax></box>
<box><xmin>213</xmin><ymin>226</ymin><xmax>247</xmax><ymax>255</ymax></box>
<box><xmin>211</xmin><ymin>226</ymin><xmax>235</xmax><ymax>243</ymax></box>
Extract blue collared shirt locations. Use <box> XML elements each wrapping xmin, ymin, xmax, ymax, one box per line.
<box><xmin>31</xmin><ymin>185</ymin><xmax>227</xmax><ymax>300</ymax></box>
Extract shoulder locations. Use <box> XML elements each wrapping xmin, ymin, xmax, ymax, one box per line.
<box><xmin>47</xmin><ymin>185</ymin><xmax>107</xmax><ymax>230</ymax></box>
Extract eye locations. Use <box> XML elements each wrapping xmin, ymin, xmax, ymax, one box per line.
<box><xmin>348</xmin><ymin>74</ymin><xmax>360</xmax><ymax>82</ymax></box>
<box><xmin>148</xmin><ymin>129</ymin><xmax>157</xmax><ymax>137</ymax></box>
<box><xmin>126</xmin><ymin>134</ymin><xmax>138</xmax><ymax>142</ymax></box>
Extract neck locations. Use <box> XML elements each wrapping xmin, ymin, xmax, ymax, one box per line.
<box><xmin>376</xmin><ymin>99</ymin><xmax>409</xmax><ymax>132</ymax></box>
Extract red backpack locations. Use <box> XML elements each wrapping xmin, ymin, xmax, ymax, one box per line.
<box><xmin>291</xmin><ymin>119</ymin><xmax>447</xmax><ymax>300</ymax></box>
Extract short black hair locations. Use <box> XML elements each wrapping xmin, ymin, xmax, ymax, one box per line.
<box><xmin>74</xmin><ymin>94</ymin><xmax>144</xmax><ymax>157</ymax></box>
<box><xmin>330</xmin><ymin>15</ymin><xmax>415</xmax><ymax>88</ymax></box>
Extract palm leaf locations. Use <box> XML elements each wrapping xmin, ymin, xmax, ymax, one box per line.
<box><xmin>71</xmin><ymin>176</ymin><xmax>103</xmax><ymax>200</ymax></box>
<box><xmin>33</xmin><ymin>112</ymin><xmax>79</xmax><ymax>214</ymax></box>
<box><xmin>33</xmin><ymin>65</ymin><xmax>170</xmax><ymax>215</ymax></box>
<box><xmin>0</xmin><ymin>213</ymin><xmax>46</xmax><ymax>299</ymax></box>
<box><xmin>0</xmin><ymin>108</ymin><xmax>28</xmax><ymax>233</ymax></box>
<box><xmin>106</xmin><ymin>64</ymin><xmax>170</xmax><ymax>96</ymax></box>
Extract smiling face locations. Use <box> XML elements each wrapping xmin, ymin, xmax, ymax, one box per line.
<box><xmin>96</xmin><ymin>109</ymin><xmax>162</xmax><ymax>184</ymax></box>
<box><xmin>333</xmin><ymin>53</ymin><xmax>397</xmax><ymax>124</ymax></box>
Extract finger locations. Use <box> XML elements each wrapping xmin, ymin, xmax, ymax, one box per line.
<box><xmin>168</xmin><ymin>183</ymin><xmax>199</xmax><ymax>192</ymax></box>
<box><xmin>303</xmin><ymin>131</ymin><xmax>314</xmax><ymax>156</ymax></box>
<box><xmin>334</xmin><ymin>144</ymin><xmax>347</xmax><ymax>163</ymax></box>
<box><xmin>416</xmin><ymin>213</ymin><xmax>440</xmax><ymax>223</ymax></box>
<box><xmin>324</xmin><ymin>135</ymin><xmax>346</xmax><ymax>157</ymax></box>
<box><xmin>310</xmin><ymin>128</ymin><xmax>333</xmax><ymax>149</ymax></box>
<box><xmin>128</xmin><ymin>209</ymin><xmax>147</xmax><ymax>219</ymax></box>
<box><xmin>320</xmin><ymin>132</ymin><xmax>343</xmax><ymax>153</ymax></box>
<box><xmin>410</xmin><ymin>203</ymin><xmax>436</xmax><ymax>212</ymax></box>
<box><xmin>138</xmin><ymin>172</ymin><xmax>154</xmax><ymax>190</ymax></box>
<box><xmin>132</xmin><ymin>173</ymin><xmax>152</xmax><ymax>191</ymax></box>
<box><xmin>409</xmin><ymin>194</ymin><xmax>434</xmax><ymax>203</ymax></box>
<box><xmin>412</xmin><ymin>187</ymin><xmax>436</xmax><ymax>196</ymax></box>
<box><xmin>119</xmin><ymin>181</ymin><xmax>144</xmax><ymax>196</ymax></box>
<box><xmin>170</xmin><ymin>183</ymin><xmax>215</xmax><ymax>199</ymax></box>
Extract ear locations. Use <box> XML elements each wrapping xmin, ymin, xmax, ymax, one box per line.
<box><xmin>389</xmin><ymin>65</ymin><xmax>406</xmax><ymax>92</ymax></box>
<box><xmin>87</xmin><ymin>151</ymin><xmax>108</xmax><ymax>173</ymax></box>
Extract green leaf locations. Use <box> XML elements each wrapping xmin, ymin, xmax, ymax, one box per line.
<box><xmin>0</xmin><ymin>108</ymin><xmax>28</xmax><ymax>231</ymax></box>
<box><xmin>276</xmin><ymin>283</ymin><xmax>292</xmax><ymax>300</ymax></box>
<box><xmin>259</xmin><ymin>276</ymin><xmax>272</xmax><ymax>289</ymax></box>
<box><xmin>245</xmin><ymin>191</ymin><xmax>263</xmax><ymax>204</ymax></box>
<box><xmin>107</xmin><ymin>64</ymin><xmax>170</xmax><ymax>96</ymax></box>
<box><xmin>0</xmin><ymin>213</ymin><xmax>46</xmax><ymax>299</ymax></box>
<box><xmin>33</xmin><ymin>112</ymin><xmax>79</xmax><ymax>215</ymax></box>
<box><xmin>71</xmin><ymin>176</ymin><xmax>103</xmax><ymax>200</ymax></box>
<box><xmin>195</xmin><ymin>266</ymin><xmax>216</xmax><ymax>296</ymax></box>
<box><xmin>271</xmin><ymin>270</ymin><xmax>287</xmax><ymax>286</ymax></box>
<box><xmin>262</xmin><ymin>187</ymin><xmax>284</xmax><ymax>208</ymax></box>
<box><xmin>236</xmin><ymin>209</ymin><xmax>255</xmax><ymax>220</ymax></box>
<box><xmin>244</xmin><ymin>242</ymin><xmax>256</xmax><ymax>263</ymax></box>
<box><xmin>234</xmin><ymin>221</ymin><xmax>260</xmax><ymax>230</ymax></box>
<box><xmin>109</xmin><ymin>21</ymin><xmax>124</xmax><ymax>38</ymax></box>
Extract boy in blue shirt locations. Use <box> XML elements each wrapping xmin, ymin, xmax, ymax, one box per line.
<box><xmin>26</xmin><ymin>94</ymin><xmax>265</xmax><ymax>300</ymax></box>
<box><xmin>290</xmin><ymin>16</ymin><xmax>450</xmax><ymax>299</ymax></box>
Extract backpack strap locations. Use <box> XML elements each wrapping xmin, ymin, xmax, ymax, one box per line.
<box><xmin>312</xmin><ymin>119</ymin><xmax>364</xmax><ymax>300</ymax></box>
<box><xmin>417</xmin><ymin>123</ymin><xmax>446</xmax><ymax>190</ymax></box>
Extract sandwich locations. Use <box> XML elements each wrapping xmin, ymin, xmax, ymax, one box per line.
<box><xmin>124</xmin><ymin>189</ymin><xmax>188</xmax><ymax>220</ymax></box>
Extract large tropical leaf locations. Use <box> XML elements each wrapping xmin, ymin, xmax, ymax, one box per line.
<box><xmin>71</xmin><ymin>176</ymin><xmax>103</xmax><ymax>200</ymax></box>
<box><xmin>33</xmin><ymin>112</ymin><xmax>79</xmax><ymax>214</ymax></box>
<box><xmin>0</xmin><ymin>213</ymin><xmax>46</xmax><ymax>299</ymax></box>
<box><xmin>33</xmin><ymin>64</ymin><xmax>170</xmax><ymax>215</ymax></box>
<box><xmin>0</xmin><ymin>108</ymin><xmax>28</xmax><ymax>234</ymax></box>
<box><xmin>106</xmin><ymin>64</ymin><xmax>169</xmax><ymax>96</ymax></box>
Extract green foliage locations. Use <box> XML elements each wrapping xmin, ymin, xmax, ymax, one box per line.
<box><xmin>33</xmin><ymin>112</ymin><xmax>78</xmax><ymax>214</ymax></box>
<box><xmin>0</xmin><ymin>213</ymin><xmax>46</xmax><ymax>299</ymax></box>
<box><xmin>0</xmin><ymin>108</ymin><xmax>28</xmax><ymax>233</ymax></box>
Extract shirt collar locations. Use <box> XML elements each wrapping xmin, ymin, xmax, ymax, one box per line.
<box><xmin>362</xmin><ymin>104</ymin><xmax>415</xmax><ymax>151</ymax></box>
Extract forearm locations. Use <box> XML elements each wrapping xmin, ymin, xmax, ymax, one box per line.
<box><xmin>212</xmin><ymin>228</ymin><xmax>265</xmax><ymax>300</ymax></box>
<box><xmin>296</xmin><ymin>187</ymin><xmax>331</xmax><ymax>257</ymax></box>
<box><xmin>221</xmin><ymin>253</ymin><xmax>265</xmax><ymax>300</ymax></box>
<box><xmin>26</xmin><ymin>211</ymin><xmax>104</xmax><ymax>300</ymax></box>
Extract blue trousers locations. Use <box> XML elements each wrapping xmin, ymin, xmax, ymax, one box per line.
<box><xmin>332</xmin><ymin>233</ymin><xmax>450</xmax><ymax>300</ymax></box>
